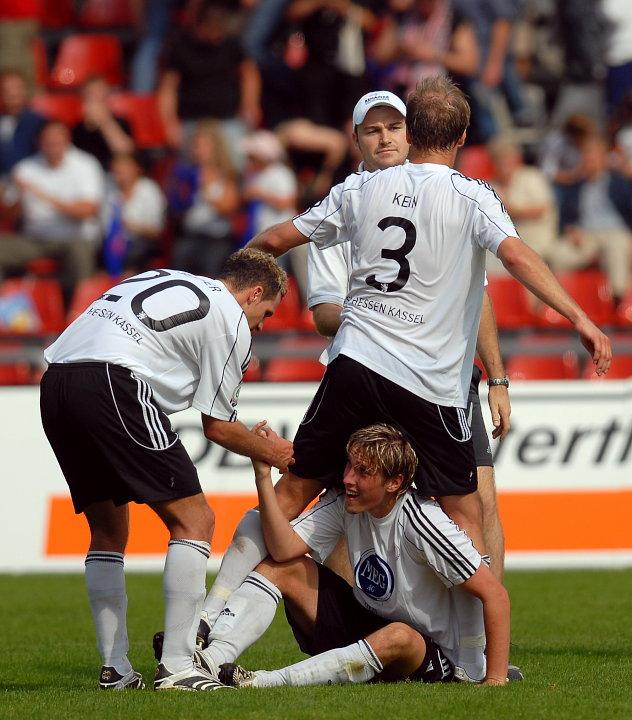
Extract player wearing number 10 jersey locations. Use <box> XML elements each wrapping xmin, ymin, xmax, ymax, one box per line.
<box><xmin>40</xmin><ymin>249</ymin><xmax>293</xmax><ymax>692</ymax></box>
<box><xmin>250</xmin><ymin>76</ymin><xmax>611</xmax><ymax>557</ymax></box>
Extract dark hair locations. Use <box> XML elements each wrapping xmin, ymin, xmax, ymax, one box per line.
<box><xmin>217</xmin><ymin>248</ymin><xmax>288</xmax><ymax>300</ymax></box>
<box><xmin>406</xmin><ymin>76</ymin><xmax>470</xmax><ymax>153</ymax></box>
<box><xmin>38</xmin><ymin>120</ymin><xmax>69</xmax><ymax>139</ymax></box>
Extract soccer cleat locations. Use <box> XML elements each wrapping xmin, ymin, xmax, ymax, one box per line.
<box><xmin>507</xmin><ymin>664</ymin><xmax>525</xmax><ymax>682</ymax></box>
<box><xmin>99</xmin><ymin>666</ymin><xmax>145</xmax><ymax>690</ymax></box>
<box><xmin>196</xmin><ymin>611</ymin><xmax>212</xmax><ymax>650</ymax></box>
<box><xmin>152</xmin><ymin>631</ymin><xmax>164</xmax><ymax>662</ymax></box>
<box><xmin>154</xmin><ymin>662</ymin><xmax>230</xmax><ymax>691</ymax></box>
<box><xmin>194</xmin><ymin>649</ymin><xmax>219</xmax><ymax>676</ymax></box>
<box><xmin>453</xmin><ymin>666</ymin><xmax>480</xmax><ymax>683</ymax></box>
<box><xmin>218</xmin><ymin>662</ymin><xmax>258</xmax><ymax>688</ymax></box>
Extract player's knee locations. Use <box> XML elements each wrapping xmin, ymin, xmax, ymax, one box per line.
<box><xmin>386</xmin><ymin>623</ymin><xmax>425</xmax><ymax>656</ymax></box>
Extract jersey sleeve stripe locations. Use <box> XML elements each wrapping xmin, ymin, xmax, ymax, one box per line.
<box><xmin>291</xmin><ymin>491</ymin><xmax>344</xmax><ymax>527</ymax></box>
<box><xmin>408</xmin><ymin>495</ymin><xmax>479</xmax><ymax>575</ymax></box>
<box><xmin>404</xmin><ymin>498</ymin><xmax>478</xmax><ymax>579</ymax></box>
<box><xmin>449</xmin><ymin>172</ymin><xmax>517</xmax><ymax>239</ymax></box>
<box><xmin>209</xmin><ymin>312</ymin><xmax>245</xmax><ymax>418</ymax></box>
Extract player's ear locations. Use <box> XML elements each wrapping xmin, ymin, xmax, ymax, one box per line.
<box><xmin>385</xmin><ymin>474</ymin><xmax>404</xmax><ymax>494</ymax></box>
<box><xmin>352</xmin><ymin>130</ymin><xmax>360</xmax><ymax>152</ymax></box>
<box><xmin>248</xmin><ymin>285</ymin><xmax>264</xmax><ymax>303</ymax></box>
<box><xmin>457</xmin><ymin>130</ymin><xmax>467</xmax><ymax>148</ymax></box>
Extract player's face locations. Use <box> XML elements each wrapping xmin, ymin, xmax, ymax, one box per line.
<box><xmin>354</xmin><ymin>106</ymin><xmax>408</xmax><ymax>172</ymax></box>
<box><xmin>244</xmin><ymin>290</ymin><xmax>282</xmax><ymax>332</ymax></box>
<box><xmin>343</xmin><ymin>452</ymin><xmax>398</xmax><ymax>518</ymax></box>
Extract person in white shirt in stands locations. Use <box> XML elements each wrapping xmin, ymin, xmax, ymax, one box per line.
<box><xmin>0</xmin><ymin>121</ymin><xmax>103</xmax><ymax>303</ymax></box>
<box><xmin>40</xmin><ymin>249</ymin><xmax>294</xmax><ymax>692</ymax></box>
<box><xmin>105</xmin><ymin>152</ymin><xmax>167</xmax><ymax>272</ymax></box>
<box><xmin>198</xmin><ymin>424</ymin><xmax>511</xmax><ymax>687</ymax></box>
<box><xmin>247</xmin><ymin>75</ymin><xmax>610</xmax><ymax>559</ymax></box>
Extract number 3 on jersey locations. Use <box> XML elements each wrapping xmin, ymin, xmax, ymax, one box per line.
<box><xmin>365</xmin><ymin>216</ymin><xmax>416</xmax><ymax>293</ymax></box>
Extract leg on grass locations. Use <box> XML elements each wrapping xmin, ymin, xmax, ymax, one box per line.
<box><xmin>84</xmin><ymin>501</ymin><xmax>132</xmax><ymax>675</ymax></box>
<box><xmin>477</xmin><ymin>466</ymin><xmax>505</xmax><ymax>581</ymax></box>
<box><xmin>150</xmin><ymin>492</ymin><xmax>214</xmax><ymax>673</ymax></box>
<box><xmin>202</xmin><ymin>473</ymin><xmax>323</xmax><ymax>626</ymax></box>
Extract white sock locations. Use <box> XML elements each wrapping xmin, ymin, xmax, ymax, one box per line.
<box><xmin>453</xmin><ymin>585</ymin><xmax>486</xmax><ymax>681</ymax></box>
<box><xmin>200</xmin><ymin>571</ymin><xmax>281</xmax><ymax>672</ymax></box>
<box><xmin>85</xmin><ymin>551</ymin><xmax>132</xmax><ymax>676</ymax></box>
<box><xmin>254</xmin><ymin>639</ymin><xmax>383</xmax><ymax>688</ymax></box>
<box><xmin>202</xmin><ymin>510</ymin><xmax>267</xmax><ymax>627</ymax></box>
<box><xmin>161</xmin><ymin>539</ymin><xmax>210</xmax><ymax>673</ymax></box>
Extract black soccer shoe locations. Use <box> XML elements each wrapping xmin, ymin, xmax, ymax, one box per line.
<box><xmin>507</xmin><ymin>663</ymin><xmax>525</xmax><ymax>681</ymax></box>
<box><xmin>196</xmin><ymin>612</ymin><xmax>212</xmax><ymax>650</ymax></box>
<box><xmin>99</xmin><ymin>666</ymin><xmax>145</xmax><ymax>690</ymax></box>
<box><xmin>218</xmin><ymin>662</ymin><xmax>258</xmax><ymax>688</ymax></box>
<box><xmin>154</xmin><ymin>662</ymin><xmax>230</xmax><ymax>691</ymax></box>
<box><xmin>152</xmin><ymin>631</ymin><xmax>164</xmax><ymax>662</ymax></box>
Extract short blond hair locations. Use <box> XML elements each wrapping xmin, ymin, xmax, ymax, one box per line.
<box><xmin>217</xmin><ymin>248</ymin><xmax>288</xmax><ymax>300</ymax></box>
<box><xmin>346</xmin><ymin>424</ymin><xmax>418</xmax><ymax>493</ymax></box>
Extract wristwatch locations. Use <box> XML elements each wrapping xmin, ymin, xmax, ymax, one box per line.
<box><xmin>487</xmin><ymin>377</ymin><xmax>510</xmax><ymax>387</ymax></box>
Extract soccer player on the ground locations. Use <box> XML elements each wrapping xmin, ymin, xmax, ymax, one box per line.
<box><xmin>40</xmin><ymin>249</ymin><xmax>293</xmax><ymax>692</ymax></box>
<box><xmin>198</xmin><ymin>424</ymin><xmax>511</xmax><ymax>687</ymax></box>
<box><xmin>246</xmin><ymin>75</ymin><xmax>610</xmax><ymax>556</ymax></box>
<box><xmin>199</xmin><ymin>89</ymin><xmax>510</xmax><ymax>678</ymax></box>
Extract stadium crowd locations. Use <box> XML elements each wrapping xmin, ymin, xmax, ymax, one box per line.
<box><xmin>0</xmin><ymin>0</ymin><xmax>631</xmax><ymax>383</ymax></box>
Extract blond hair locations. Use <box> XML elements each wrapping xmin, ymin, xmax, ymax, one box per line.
<box><xmin>346</xmin><ymin>424</ymin><xmax>418</xmax><ymax>493</ymax></box>
<box><xmin>406</xmin><ymin>76</ymin><xmax>470</xmax><ymax>153</ymax></box>
<box><xmin>192</xmin><ymin>120</ymin><xmax>236</xmax><ymax>178</ymax></box>
<box><xmin>217</xmin><ymin>248</ymin><xmax>288</xmax><ymax>300</ymax></box>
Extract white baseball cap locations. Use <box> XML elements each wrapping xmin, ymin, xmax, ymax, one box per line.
<box><xmin>352</xmin><ymin>90</ymin><xmax>407</xmax><ymax>128</ymax></box>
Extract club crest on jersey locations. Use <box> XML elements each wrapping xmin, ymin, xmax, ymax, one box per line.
<box><xmin>355</xmin><ymin>551</ymin><xmax>394</xmax><ymax>601</ymax></box>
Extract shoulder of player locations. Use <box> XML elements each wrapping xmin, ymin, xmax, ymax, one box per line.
<box><xmin>399</xmin><ymin>491</ymin><xmax>459</xmax><ymax>540</ymax></box>
<box><xmin>449</xmin><ymin>170</ymin><xmax>504</xmax><ymax>206</ymax></box>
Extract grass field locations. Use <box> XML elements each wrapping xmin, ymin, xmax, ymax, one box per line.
<box><xmin>1</xmin><ymin>570</ymin><xmax>631</xmax><ymax>720</ymax></box>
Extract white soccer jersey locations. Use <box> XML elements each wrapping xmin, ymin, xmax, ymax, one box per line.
<box><xmin>45</xmin><ymin>269</ymin><xmax>251</xmax><ymax>418</ymax></box>
<box><xmin>291</xmin><ymin>489</ymin><xmax>482</xmax><ymax>664</ymax></box>
<box><xmin>295</xmin><ymin>163</ymin><xmax>517</xmax><ymax>407</ymax></box>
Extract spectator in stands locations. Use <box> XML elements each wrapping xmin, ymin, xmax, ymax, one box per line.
<box><xmin>0</xmin><ymin>69</ymin><xmax>44</xmax><ymax>179</ymax></box>
<box><xmin>554</xmin><ymin>136</ymin><xmax>632</xmax><ymax>305</ymax></box>
<box><xmin>130</xmin><ymin>0</ymin><xmax>176</xmax><ymax>93</ymax></box>
<box><xmin>373</xmin><ymin>0</ymin><xmax>479</xmax><ymax>97</ymax></box>
<box><xmin>539</xmin><ymin>114</ymin><xmax>599</xmax><ymax>230</ymax></box>
<box><xmin>602</xmin><ymin>0</ymin><xmax>632</xmax><ymax>117</ymax></box>
<box><xmin>241</xmin><ymin>129</ymin><xmax>307</xmax><ymax>298</ymax></box>
<box><xmin>102</xmin><ymin>153</ymin><xmax>166</xmax><ymax>275</ymax></box>
<box><xmin>72</xmin><ymin>76</ymin><xmax>134</xmax><ymax>171</ymax></box>
<box><xmin>0</xmin><ymin>1</ymin><xmax>41</xmax><ymax>91</ymax></box>
<box><xmin>0</xmin><ymin>121</ymin><xmax>104</xmax><ymax>304</ymax></box>
<box><xmin>487</xmin><ymin>138</ymin><xmax>558</xmax><ymax>270</ymax></box>
<box><xmin>168</xmin><ymin>120</ymin><xmax>240</xmax><ymax>278</ymax></box>
<box><xmin>158</xmin><ymin>0</ymin><xmax>261</xmax><ymax>167</ymax></box>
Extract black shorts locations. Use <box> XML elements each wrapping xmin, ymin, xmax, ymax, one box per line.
<box><xmin>40</xmin><ymin>362</ymin><xmax>202</xmax><ymax>513</ymax></box>
<box><xmin>285</xmin><ymin>563</ymin><xmax>454</xmax><ymax>684</ymax></box>
<box><xmin>292</xmin><ymin>355</ymin><xmax>477</xmax><ymax>497</ymax></box>
<box><xmin>468</xmin><ymin>366</ymin><xmax>494</xmax><ymax>468</ymax></box>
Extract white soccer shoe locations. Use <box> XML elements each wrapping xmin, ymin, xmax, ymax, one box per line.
<box><xmin>218</xmin><ymin>663</ymin><xmax>259</xmax><ymax>688</ymax></box>
<box><xmin>154</xmin><ymin>663</ymin><xmax>231</xmax><ymax>691</ymax></box>
<box><xmin>99</xmin><ymin>666</ymin><xmax>145</xmax><ymax>690</ymax></box>
<box><xmin>454</xmin><ymin>664</ymin><xmax>525</xmax><ymax>683</ymax></box>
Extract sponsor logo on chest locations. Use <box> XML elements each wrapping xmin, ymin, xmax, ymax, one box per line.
<box><xmin>354</xmin><ymin>551</ymin><xmax>394</xmax><ymax>601</ymax></box>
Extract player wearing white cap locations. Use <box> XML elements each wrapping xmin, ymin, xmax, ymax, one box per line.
<box><xmin>247</xmin><ymin>75</ymin><xmax>610</xmax><ymax>551</ymax></box>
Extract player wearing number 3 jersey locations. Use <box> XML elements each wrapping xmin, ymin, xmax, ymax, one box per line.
<box><xmin>40</xmin><ymin>249</ymin><xmax>293</xmax><ymax>692</ymax></box>
<box><xmin>249</xmin><ymin>76</ymin><xmax>611</xmax><ymax>559</ymax></box>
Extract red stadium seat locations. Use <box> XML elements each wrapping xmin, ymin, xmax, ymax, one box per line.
<box><xmin>582</xmin><ymin>355</ymin><xmax>632</xmax><ymax>380</ymax></box>
<box><xmin>535</xmin><ymin>271</ymin><xmax>615</xmax><ymax>328</ymax></box>
<box><xmin>41</xmin><ymin>0</ymin><xmax>76</xmax><ymax>29</ymax></box>
<box><xmin>0</xmin><ymin>278</ymin><xmax>65</xmax><ymax>335</ymax></box>
<box><xmin>33</xmin><ymin>37</ymin><xmax>49</xmax><ymax>87</ymax></box>
<box><xmin>25</xmin><ymin>257</ymin><xmax>60</xmax><ymax>277</ymax></box>
<box><xmin>31</xmin><ymin>93</ymin><xmax>83</xmax><ymax>126</ymax></box>
<box><xmin>506</xmin><ymin>353</ymin><xmax>581</xmax><ymax>380</ymax></box>
<box><xmin>79</xmin><ymin>0</ymin><xmax>135</xmax><ymax>28</ymax></box>
<box><xmin>0</xmin><ymin>363</ymin><xmax>32</xmax><ymax>385</ymax></box>
<box><xmin>485</xmin><ymin>276</ymin><xmax>536</xmax><ymax>330</ymax></box>
<box><xmin>260</xmin><ymin>277</ymin><xmax>304</xmax><ymax>332</ymax></box>
<box><xmin>50</xmin><ymin>35</ymin><xmax>124</xmax><ymax>89</ymax></box>
<box><xmin>263</xmin><ymin>358</ymin><xmax>325</xmax><ymax>382</ymax></box>
<box><xmin>108</xmin><ymin>93</ymin><xmax>167</xmax><ymax>149</ymax></box>
<box><xmin>456</xmin><ymin>145</ymin><xmax>495</xmax><ymax>181</ymax></box>
<box><xmin>66</xmin><ymin>275</ymin><xmax>117</xmax><ymax>325</ymax></box>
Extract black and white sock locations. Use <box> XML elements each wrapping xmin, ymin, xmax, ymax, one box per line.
<box><xmin>161</xmin><ymin>539</ymin><xmax>210</xmax><ymax>673</ymax></box>
<box><xmin>85</xmin><ymin>551</ymin><xmax>132</xmax><ymax>676</ymax></box>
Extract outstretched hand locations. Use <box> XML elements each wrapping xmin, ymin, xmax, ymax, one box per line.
<box><xmin>487</xmin><ymin>385</ymin><xmax>511</xmax><ymax>440</ymax></box>
<box><xmin>575</xmin><ymin>317</ymin><xmax>612</xmax><ymax>376</ymax></box>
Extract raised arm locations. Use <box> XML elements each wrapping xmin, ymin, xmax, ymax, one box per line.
<box><xmin>497</xmin><ymin>236</ymin><xmax>612</xmax><ymax>375</ymax></box>
<box><xmin>461</xmin><ymin>563</ymin><xmax>510</xmax><ymax>685</ymax></box>
<box><xmin>248</xmin><ymin>219</ymin><xmax>310</xmax><ymax>257</ymax></box>
<box><xmin>476</xmin><ymin>290</ymin><xmax>510</xmax><ymax>439</ymax></box>
<box><xmin>250</xmin><ymin>424</ymin><xmax>311</xmax><ymax>562</ymax></box>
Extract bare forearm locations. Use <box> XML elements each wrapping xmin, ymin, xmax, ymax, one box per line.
<box><xmin>498</xmin><ymin>237</ymin><xmax>587</xmax><ymax>324</ymax></box>
<box><xmin>482</xmin><ymin>587</ymin><xmax>510</xmax><ymax>682</ymax></box>
<box><xmin>476</xmin><ymin>291</ymin><xmax>505</xmax><ymax>378</ymax></box>
<box><xmin>248</xmin><ymin>221</ymin><xmax>308</xmax><ymax>256</ymax></box>
<box><xmin>203</xmin><ymin>417</ymin><xmax>281</xmax><ymax>466</ymax></box>
<box><xmin>52</xmin><ymin>199</ymin><xmax>98</xmax><ymax>219</ymax></box>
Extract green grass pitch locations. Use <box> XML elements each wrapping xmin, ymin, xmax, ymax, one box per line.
<box><xmin>1</xmin><ymin>570</ymin><xmax>631</xmax><ymax>719</ymax></box>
